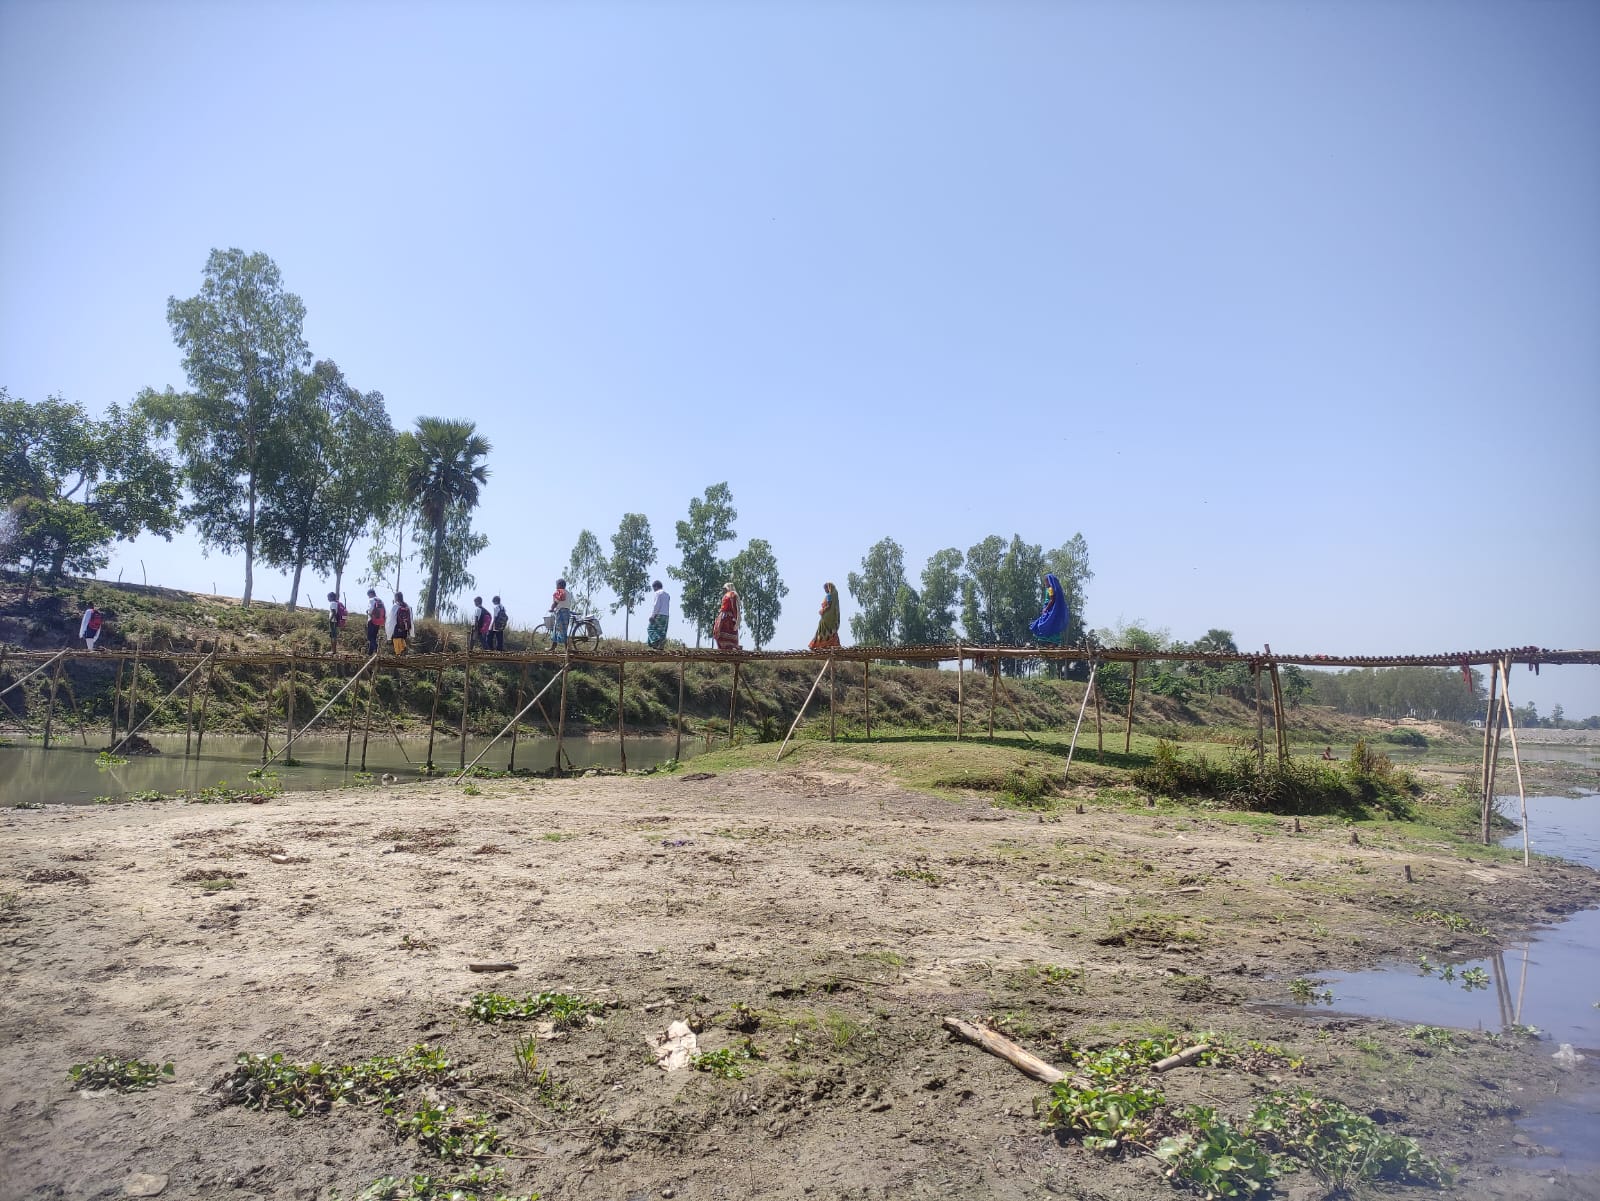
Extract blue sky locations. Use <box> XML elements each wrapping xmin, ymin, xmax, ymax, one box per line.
<box><xmin>3</xmin><ymin>0</ymin><xmax>1597</xmax><ymax>715</ymax></box>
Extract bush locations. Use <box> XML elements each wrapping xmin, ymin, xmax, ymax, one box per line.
<box><xmin>1381</xmin><ymin>729</ymin><xmax>1428</xmax><ymax>748</ymax></box>
<box><xmin>1131</xmin><ymin>741</ymin><xmax>1417</xmax><ymax>819</ymax></box>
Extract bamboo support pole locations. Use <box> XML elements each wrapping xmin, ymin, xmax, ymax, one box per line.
<box><xmin>127</xmin><ymin>643</ymin><xmax>143</xmax><ymax>744</ymax></box>
<box><xmin>196</xmin><ymin>651</ymin><xmax>216</xmax><ymax>757</ymax></box>
<box><xmin>1093</xmin><ymin>674</ymin><xmax>1104</xmax><ymax>761</ymax></box>
<box><xmin>184</xmin><ymin>650</ymin><xmax>198</xmax><ymax>756</ymax></box>
<box><xmin>1064</xmin><ymin>662</ymin><xmax>1098</xmax><ymax>775</ymax></box>
<box><xmin>829</xmin><ymin>660</ymin><xmax>836</xmax><ymax>741</ymax></box>
<box><xmin>864</xmin><ymin>659</ymin><xmax>871</xmax><ymax>740</ymax></box>
<box><xmin>729</xmin><ymin>661</ymin><xmax>740</xmax><ymax>741</ymax></box>
<box><xmin>0</xmin><ymin>647</ymin><xmax>68</xmax><ymax>699</ymax></box>
<box><xmin>344</xmin><ymin>659</ymin><xmax>361</xmax><ymax>765</ymax></box>
<box><xmin>1479</xmin><ymin>665</ymin><xmax>1501</xmax><ymax>844</ymax></box>
<box><xmin>509</xmin><ymin>662</ymin><xmax>528</xmax><ymax>770</ymax></box>
<box><xmin>1496</xmin><ymin>659</ymin><xmax>1531</xmax><ymax>866</ymax></box>
<box><xmin>454</xmin><ymin>668</ymin><xmax>568</xmax><ymax>781</ymax></box>
<box><xmin>263</xmin><ymin>653</ymin><xmax>378</xmax><ymax>768</ymax></box>
<box><xmin>1124</xmin><ymin>660</ymin><xmax>1138</xmax><ymax>755</ymax></box>
<box><xmin>776</xmin><ymin>658</ymin><xmax>833</xmax><ymax>761</ymax></box>
<box><xmin>57</xmin><ymin>675</ymin><xmax>89</xmax><ymax>745</ymax></box>
<box><xmin>459</xmin><ymin>652</ymin><xmax>474</xmax><ymax>772</ymax></box>
<box><xmin>555</xmin><ymin>647</ymin><xmax>570</xmax><ymax>772</ymax></box>
<box><xmin>995</xmin><ymin>674</ymin><xmax>1036</xmax><ymax>743</ymax></box>
<box><xmin>259</xmin><ymin>667</ymin><xmax>276</xmax><ymax>764</ymax></box>
<box><xmin>285</xmin><ymin>656</ymin><xmax>298</xmax><ymax>751</ymax></box>
<box><xmin>359</xmin><ymin>672</ymin><xmax>377</xmax><ymax>771</ymax></box>
<box><xmin>1253</xmin><ymin>664</ymin><xmax>1264</xmax><ymax>767</ymax></box>
<box><xmin>674</xmin><ymin>659</ymin><xmax>685</xmax><ymax>762</ymax></box>
<box><xmin>42</xmin><ymin>658</ymin><xmax>63</xmax><ymax>750</ymax></box>
<box><xmin>425</xmin><ymin>670</ymin><xmax>442</xmax><ymax>769</ymax></box>
<box><xmin>112</xmin><ymin>652</ymin><xmax>212</xmax><ymax>756</ymax></box>
<box><xmin>955</xmin><ymin>645</ymin><xmax>963</xmax><ymax>741</ymax></box>
<box><xmin>109</xmin><ymin>655</ymin><xmax>124</xmax><ymax>746</ymax></box>
<box><xmin>1485</xmin><ymin>695</ymin><xmax>1505</xmax><ymax>834</ymax></box>
<box><xmin>1268</xmin><ymin>661</ymin><xmax>1287</xmax><ymax>765</ymax></box>
<box><xmin>617</xmin><ymin>661</ymin><xmax>627</xmax><ymax>772</ymax></box>
<box><xmin>987</xmin><ymin>659</ymin><xmax>996</xmax><ymax>739</ymax></box>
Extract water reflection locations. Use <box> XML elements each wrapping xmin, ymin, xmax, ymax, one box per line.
<box><xmin>1315</xmin><ymin>792</ymin><xmax>1600</xmax><ymax>1047</ymax></box>
<box><xmin>0</xmin><ymin>732</ymin><xmax>703</xmax><ymax>807</ymax></box>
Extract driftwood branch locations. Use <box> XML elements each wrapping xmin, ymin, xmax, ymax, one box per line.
<box><xmin>942</xmin><ymin>1016</ymin><xmax>1209</xmax><ymax>1086</ymax></box>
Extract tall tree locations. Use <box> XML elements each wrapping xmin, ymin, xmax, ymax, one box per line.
<box><xmin>669</xmin><ymin>483</ymin><xmax>737</xmax><ymax>646</ymax></box>
<box><xmin>565</xmin><ymin>530</ymin><xmax>609</xmax><ymax>616</ymax></box>
<box><xmin>159</xmin><ymin>248</ymin><xmax>310</xmax><ymax>606</ymax></box>
<box><xmin>0</xmin><ymin>389</ymin><xmax>180</xmax><ymax>594</ymax></box>
<box><xmin>846</xmin><ymin>537</ymin><xmax>906</xmax><ymax>645</ymax></box>
<box><xmin>254</xmin><ymin>366</ymin><xmax>334</xmax><ymax>609</ymax></box>
<box><xmin>917</xmin><ymin>548</ymin><xmax>964</xmax><ymax>644</ymax></box>
<box><xmin>959</xmin><ymin>535</ymin><xmax>1007</xmax><ymax>643</ymax></box>
<box><xmin>400</xmin><ymin>417</ymin><xmax>491</xmax><ymax>619</ymax></box>
<box><xmin>729</xmin><ymin>538</ymin><xmax>788</xmax><ymax>650</ymax></box>
<box><xmin>313</xmin><ymin>365</ymin><xmax>398</xmax><ymax>598</ymax></box>
<box><xmin>604</xmin><ymin>513</ymin><xmax>656</xmax><ymax>640</ymax></box>
<box><xmin>414</xmin><ymin>505</ymin><xmax>488</xmax><ymax>621</ymax></box>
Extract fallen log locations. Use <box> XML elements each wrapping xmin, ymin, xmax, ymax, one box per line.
<box><xmin>467</xmin><ymin>962</ymin><xmax>519</xmax><ymax>973</ymax></box>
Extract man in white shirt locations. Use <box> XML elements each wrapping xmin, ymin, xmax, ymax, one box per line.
<box><xmin>646</xmin><ymin>581</ymin><xmax>670</xmax><ymax>649</ymax></box>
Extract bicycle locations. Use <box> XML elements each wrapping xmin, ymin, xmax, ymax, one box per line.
<box><xmin>534</xmin><ymin>610</ymin><xmax>602</xmax><ymax>651</ymax></box>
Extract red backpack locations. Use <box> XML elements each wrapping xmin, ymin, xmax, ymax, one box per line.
<box><xmin>87</xmin><ymin>609</ymin><xmax>103</xmax><ymax>633</ymax></box>
<box><xmin>335</xmin><ymin>601</ymin><xmax>348</xmax><ymax>628</ymax></box>
<box><xmin>373</xmin><ymin>599</ymin><xmax>387</xmax><ymax>625</ymax></box>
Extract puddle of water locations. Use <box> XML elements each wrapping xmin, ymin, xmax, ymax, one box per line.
<box><xmin>0</xmin><ymin>732</ymin><xmax>704</xmax><ymax>806</ymax></box>
<box><xmin>1508</xmin><ymin>1086</ymin><xmax>1600</xmax><ymax>1174</ymax></box>
<box><xmin>1312</xmin><ymin>793</ymin><xmax>1600</xmax><ymax>1047</ymax></box>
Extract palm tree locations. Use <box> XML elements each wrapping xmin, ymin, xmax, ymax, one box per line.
<box><xmin>401</xmin><ymin>417</ymin><xmax>491</xmax><ymax>619</ymax></box>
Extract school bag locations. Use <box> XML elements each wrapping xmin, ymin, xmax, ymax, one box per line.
<box><xmin>493</xmin><ymin>607</ymin><xmax>508</xmax><ymax>631</ymax></box>
<box><xmin>477</xmin><ymin>608</ymin><xmax>492</xmax><ymax>634</ymax></box>
<box><xmin>372</xmin><ymin>599</ymin><xmax>387</xmax><ymax>625</ymax></box>
<box><xmin>335</xmin><ymin>601</ymin><xmax>348</xmax><ymax>628</ymax></box>
<box><xmin>87</xmin><ymin>610</ymin><xmax>103</xmax><ymax>633</ymax></box>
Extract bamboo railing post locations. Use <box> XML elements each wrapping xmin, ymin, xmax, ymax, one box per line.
<box><xmin>459</xmin><ymin>651</ymin><xmax>474</xmax><ymax>772</ymax></box>
<box><xmin>425</xmin><ymin>670</ymin><xmax>442</xmax><ymax>770</ymax></box>
<box><xmin>57</xmin><ymin>675</ymin><xmax>89</xmax><ymax>745</ymax></box>
<box><xmin>728</xmin><ymin>661</ymin><xmax>740</xmax><ymax>742</ymax></box>
<box><xmin>260</xmin><ymin>667</ymin><xmax>276</xmax><ymax>764</ymax></box>
<box><xmin>109</xmin><ymin>655</ymin><xmax>125</xmax><ymax>746</ymax></box>
<box><xmin>42</xmin><ymin>658</ymin><xmax>62</xmax><ymax>750</ymax></box>
<box><xmin>864</xmin><ymin>659</ymin><xmax>872</xmax><ymax>740</ymax></box>
<box><xmin>956</xmin><ymin>645</ymin><xmax>964</xmax><ymax>740</ymax></box>
<box><xmin>196</xmin><ymin>651</ymin><xmax>216</xmax><ymax>758</ymax></box>
<box><xmin>265</xmin><ymin>652</ymin><xmax>376</xmax><ymax>768</ymax></box>
<box><xmin>1479</xmin><ymin>664</ymin><xmax>1500</xmax><ymax>844</ymax></box>
<box><xmin>344</xmin><ymin>659</ymin><xmax>361</xmax><ymax>765</ymax></box>
<box><xmin>1063</xmin><ymin>662</ymin><xmax>1098</xmax><ymax>775</ymax></box>
<box><xmin>674</xmin><ymin>659</ymin><xmax>685</xmax><ymax>762</ymax></box>
<box><xmin>618</xmin><ymin>661</ymin><xmax>627</xmax><ymax>772</ymax></box>
<box><xmin>510</xmin><ymin>662</ymin><xmax>528</xmax><ymax>771</ymax></box>
<box><xmin>359</xmin><ymin>671</ymin><xmax>377</xmax><ymax>771</ymax></box>
<box><xmin>1124</xmin><ymin>660</ymin><xmax>1139</xmax><ymax>755</ymax></box>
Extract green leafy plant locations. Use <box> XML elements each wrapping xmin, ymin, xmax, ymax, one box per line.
<box><xmin>1411</xmin><ymin>909</ymin><xmax>1490</xmax><ymax>936</ymax></box>
<box><xmin>1408</xmin><ymin>1025</ymin><xmax>1460</xmax><ymax>1051</ymax></box>
<box><xmin>1039</xmin><ymin>1079</ymin><xmax>1162</xmax><ymax>1152</ymax></box>
<box><xmin>386</xmin><ymin>1102</ymin><xmax>503</xmax><ymax>1161</ymax></box>
<box><xmin>217</xmin><ymin>1045</ymin><xmax>456</xmax><ymax>1117</ymax></box>
<box><xmin>68</xmin><ymin>1056</ymin><xmax>174</xmax><ymax>1092</ymax></box>
<box><xmin>1155</xmin><ymin>1107</ymin><xmax>1278</xmax><ymax>1198</ymax></box>
<box><xmin>691</xmin><ymin>1038</ymin><xmax>765</xmax><ymax>1079</ymax></box>
<box><xmin>342</xmin><ymin>1168</ymin><xmax>538</xmax><ymax>1200</ymax></box>
<box><xmin>1459</xmin><ymin>966</ymin><xmax>1490</xmax><ymax>991</ymax></box>
<box><xmin>1287</xmin><ymin>977</ymin><xmax>1332</xmax><ymax>1006</ymax></box>
<box><xmin>1248</xmin><ymin>1089</ymin><xmax>1448</xmax><ymax>1189</ymax></box>
<box><xmin>96</xmin><ymin>750</ymin><xmax>130</xmax><ymax>768</ymax></box>
<box><xmin>465</xmin><ymin>991</ymin><xmax>603</xmax><ymax>1029</ymax></box>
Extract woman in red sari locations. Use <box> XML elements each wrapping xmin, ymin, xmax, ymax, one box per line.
<box><xmin>713</xmin><ymin>581</ymin><xmax>741</xmax><ymax>651</ymax></box>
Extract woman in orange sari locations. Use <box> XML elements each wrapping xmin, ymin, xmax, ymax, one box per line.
<box><xmin>809</xmin><ymin>582</ymin><xmax>841</xmax><ymax>650</ymax></box>
<box><xmin>713</xmin><ymin>581</ymin><xmax>741</xmax><ymax>651</ymax></box>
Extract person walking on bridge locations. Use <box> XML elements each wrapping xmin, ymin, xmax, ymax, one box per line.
<box><xmin>809</xmin><ymin>582</ymin><xmax>841</xmax><ymax>651</ymax></box>
<box><xmin>646</xmin><ymin>581</ymin><xmax>670</xmax><ymax>649</ymax></box>
<box><xmin>713</xmin><ymin>581</ymin><xmax>741</xmax><ymax>651</ymax></box>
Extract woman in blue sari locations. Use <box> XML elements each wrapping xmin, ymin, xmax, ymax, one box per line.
<box><xmin>1029</xmin><ymin>573</ymin><xmax>1068</xmax><ymax>645</ymax></box>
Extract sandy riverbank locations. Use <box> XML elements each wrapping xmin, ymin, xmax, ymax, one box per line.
<box><xmin>3</xmin><ymin>765</ymin><xmax>1598</xmax><ymax>1200</ymax></box>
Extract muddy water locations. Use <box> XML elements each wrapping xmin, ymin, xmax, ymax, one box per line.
<box><xmin>0</xmin><ymin>732</ymin><xmax>703</xmax><ymax>806</ymax></box>
<box><xmin>1316</xmin><ymin>792</ymin><xmax>1600</xmax><ymax>1046</ymax></box>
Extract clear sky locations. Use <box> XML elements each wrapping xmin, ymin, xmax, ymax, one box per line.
<box><xmin>3</xmin><ymin>0</ymin><xmax>1597</xmax><ymax>716</ymax></box>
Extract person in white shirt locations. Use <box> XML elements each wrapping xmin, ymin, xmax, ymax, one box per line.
<box><xmin>646</xmin><ymin>581</ymin><xmax>670</xmax><ymax>649</ymax></box>
<box><xmin>79</xmin><ymin>604</ymin><xmax>104</xmax><ymax>650</ymax></box>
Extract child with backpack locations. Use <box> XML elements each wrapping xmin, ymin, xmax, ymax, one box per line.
<box><xmin>491</xmin><ymin>595</ymin><xmax>508</xmax><ymax>651</ymax></box>
<box><xmin>391</xmin><ymin>592</ymin><xmax>413</xmax><ymax>655</ymax></box>
<box><xmin>365</xmin><ymin>589</ymin><xmax>386</xmax><ymax>655</ymax></box>
<box><xmin>328</xmin><ymin>592</ymin><xmax>347</xmax><ymax>653</ymax></box>
<box><xmin>79</xmin><ymin>603</ymin><xmax>105</xmax><ymax>651</ymax></box>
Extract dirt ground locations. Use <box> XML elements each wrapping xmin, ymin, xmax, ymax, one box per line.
<box><xmin>3</xmin><ymin>765</ymin><xmax>1599</xmax><ymax>1201</ymax></box>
